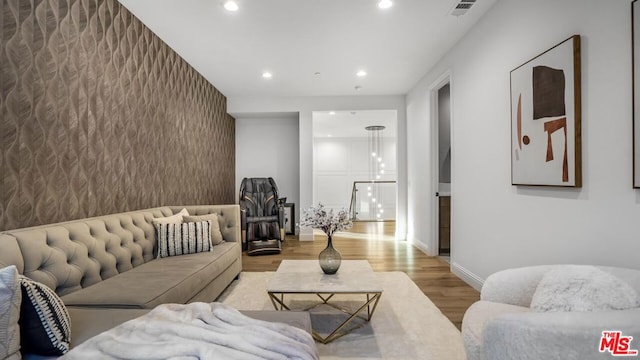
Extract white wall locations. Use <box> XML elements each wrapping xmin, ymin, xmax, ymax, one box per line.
<box><xmin>235</xmin><ymin>116</ymin><xmax>300</xmax><ymax>232</ymax></box>
<box><xmin>228</xmin><ymin>95</ymin><xmax>407</xmax><ymax>240</ymax></box>
<box><xmin>407</xmin><ymin>0</ymin><xmax>640</xmax><ymax>289</ymax></box>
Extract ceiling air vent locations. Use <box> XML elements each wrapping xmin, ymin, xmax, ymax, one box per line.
<box><xmin>450</xmin><ymin>0</ymin><xmax>476</xmax><ymax>17</ymax></box>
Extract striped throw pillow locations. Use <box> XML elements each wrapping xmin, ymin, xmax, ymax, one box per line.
<box><xmin>19</xmin><ymin>276</ymin><xmax>71</xmax><ymax>355</ymax></box>
<box><xmin>156</xmin><ymin>220</ymin><xmax>213</xmax><ymax>258</ymax></box>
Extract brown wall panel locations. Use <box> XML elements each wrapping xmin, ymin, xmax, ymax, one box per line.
<box><xmin>0</xmin><ymin>0</ymin><xmax>235</xmax><ymax>231</ymax></box>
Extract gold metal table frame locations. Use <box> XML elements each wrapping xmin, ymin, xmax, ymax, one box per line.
<box><xmin>268</xmin><ymin>290</ymin><xmax>382</xmax><ymax>344</ymax></box>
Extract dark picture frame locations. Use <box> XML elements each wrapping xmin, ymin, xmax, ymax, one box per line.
<box><xmin>633</xmin><ymin>0</ymin><xmax>640</xmax><ymax>188</ymax></box>
<box><xmin>283</xmin><ymin>203</ymin><xmax>295</xmax><ymax>235</ymax></box>
<box><xmin>510</xmin><ymin>35</ymin><xmax>582</xmax><ymax>187</ymax></box>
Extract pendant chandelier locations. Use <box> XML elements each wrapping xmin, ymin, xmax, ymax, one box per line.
<box><xmin>365</xmin><ymin>125</ymin><xmax>385</xmax><ymax>220</ymax></box>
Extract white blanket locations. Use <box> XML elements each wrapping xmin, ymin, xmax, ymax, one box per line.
<box><xmin>61</xmin><ymin>302</ymin><xmax>319</xmax><ymax>360</ymax></box>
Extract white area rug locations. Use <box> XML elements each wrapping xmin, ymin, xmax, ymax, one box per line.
<box><xmin>218</xmin><ymin>271</ymin><xmax>466</xmax><ymax>360</ymax></box>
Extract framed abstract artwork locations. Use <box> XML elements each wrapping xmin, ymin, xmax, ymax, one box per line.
<box><xmin>510</xmin><ymin>35</ymin><xmax>582</xmax><ymax>187</ymax></box>
<box><xmin>633</xmin><ymin>0</ymin><xmax>640</xmax><ymax>188</ymax></box>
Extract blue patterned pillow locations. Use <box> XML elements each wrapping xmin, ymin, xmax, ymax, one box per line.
<box><xmin>19</xmin><ymin>276</ymin><xmax>71</xmax><ymax>355</ymax></box>
<box><xmin>155</xmin><ymin>220</ymin><xmax>213</xmax><ymax>258</ymax></box>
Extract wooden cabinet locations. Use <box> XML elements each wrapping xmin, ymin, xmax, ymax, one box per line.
<box><xmin>439</xmin><ymin>196</ymin><xmax>450</xmax><ymax>254</ymax></box>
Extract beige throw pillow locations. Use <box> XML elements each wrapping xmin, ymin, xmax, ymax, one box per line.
<box><xmin>152</xmin><ymin>208</ymin><xmax>189</xmax><ymax>226</ymax></box>
<box><xmin>0</xmin><ymin>265</ymin><xmax>21</xmax><ymax>360</ymax></box>
<box><xmin>183</xmin><ymin>213</ymin><xmax>224</xmax><ymax>245</ymax></box>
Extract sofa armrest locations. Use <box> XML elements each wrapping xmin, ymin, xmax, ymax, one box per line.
<box><xmin>0</xmin><ymin>234</ymin><xmax>24</xmax><ymax>272</ymax></box>
<box><xmin>483</xmin><ymin>309</ymin><xmax>640</xmax><ymax>360</ymax></box>
<box><xmin>481</xmin><ymin>265</ymin><xmax>555</xmax><ymax>307</ymax></box>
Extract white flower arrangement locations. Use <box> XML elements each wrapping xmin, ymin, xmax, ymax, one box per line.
<box><xmin>300</xmin><ymin>203</ymin><xmax>353</xmax><ymax>237</ymax></box>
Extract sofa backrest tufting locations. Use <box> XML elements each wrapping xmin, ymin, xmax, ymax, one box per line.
<box><xmin>0</xmin><ymin>205</ymin><xmax>240</xmax><ymax>296</ymax></box>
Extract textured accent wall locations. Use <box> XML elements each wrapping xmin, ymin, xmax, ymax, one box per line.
<box><xmin>0</xmin><ymin>0</ymin><xmax>235</xmax><ymax>231</ymax></box>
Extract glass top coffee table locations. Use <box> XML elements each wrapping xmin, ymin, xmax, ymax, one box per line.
<box><xmin>266</xmin><ymin>260</ymin><xmax>383</xmax><ymax>344</ymax></box>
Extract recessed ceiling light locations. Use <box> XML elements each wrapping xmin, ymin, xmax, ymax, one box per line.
<box><xmin>329</xmin><ymin>111</ymin><xmax>336</xmax><ymax>115</ymax></box>
<box><xmin>378</xmin><ymin>0</ymin><xmax>393</xmax><ymax>9</ymax></box>
<box><xmin>356</xmin><ymin>70</ymin><xmax>367</xmax><ymax>77</ymax></box>
<box><xmin>354</xmin><ymin>86</ymin><xmax>362</xmax><ymax>91</ymax></box>
<box><xmin>223</xmin><ymin>0</ymin><xmax>239</xmax><ymax>12</ymax></box>
<box><xmin>314</xmin><ymin>72</ymin><xmax>321</xmax><ymax>76</ymax></box>
<box><xmin>262</xmin><ymin>71</ymin><xmax>273</xmax><ymax>79</ymax></box>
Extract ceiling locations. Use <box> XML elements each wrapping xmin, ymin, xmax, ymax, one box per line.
<box><xmin>118</xmin><ymin>0</ymin><xmax>496</xmax><ymax>97</ymax></box>
<box><xmin>313</xmin><ymin>110</ymin><xmax>397</xmax><ymax>138</ymax></box>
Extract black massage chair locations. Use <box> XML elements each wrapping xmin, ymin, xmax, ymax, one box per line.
<box><xmin>239</xmin><ymin>177</ymin><xmax>285</xmax><ymax>255</ymax></box>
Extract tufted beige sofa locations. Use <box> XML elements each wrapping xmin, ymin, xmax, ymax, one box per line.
<box><xmin>0</xmin><ymin>205</ymin><xmax>242</xmax><ymax>309</ymax></box>
<box><xmin>0</xmin><ymin>204</ymin><xmax>318</xmax><ymax>357</ymax></box>
<box><xmin>0</xmin><ymin>205</ymin><xmax>244</xmax><ymax>352</ymax></box>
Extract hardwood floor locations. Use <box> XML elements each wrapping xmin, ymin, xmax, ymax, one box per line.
<box><xmin>241</xmin><ymin>230</ymin><xmax>480</xmax><ymax>329</ymax></box>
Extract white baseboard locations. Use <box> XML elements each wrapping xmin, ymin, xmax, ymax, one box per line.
<box><xmin>299</xmin><ymin>234</ymin><xmax>314</xmax><ymax>241</ymax></box>
<box><xmin>411</xmin><ymin>240</ymin><xmax>430</xmax><ymax>256</ymax></box>
<box><xmin>451</xmin><ymin>262</ymin><xmax>484</xmax><ymax>292</ymax></box>
<box><xmin>297</xmin><ymin>228</ymin><xmax>314</xmax><ymax>241</ymax></box>
<box><xmin>395</xmin><ymin>231</ymin><xmax>407</xmax><ymax>241</ymax></box>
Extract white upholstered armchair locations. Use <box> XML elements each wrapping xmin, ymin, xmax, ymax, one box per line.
<box><xmin>462</xmin><ymin>265</ymin><xmax>640</xmax><ymax>360</ymax></box>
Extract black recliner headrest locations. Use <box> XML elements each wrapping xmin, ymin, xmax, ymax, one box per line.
<box><xmin>240</xmin><ymin>177</ymin><xmax>279</xmax><ymax>198</ymax></box>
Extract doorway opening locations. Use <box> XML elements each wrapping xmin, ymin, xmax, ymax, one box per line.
<box><xmin>432</xmin><ymin>79</ymin><xmax>451</xmax><ymax>255</ymax></box>
<box><xmin>311</xmin><ymin>110</ymin><xmax>398</xmax><ymax>241</ymax></box>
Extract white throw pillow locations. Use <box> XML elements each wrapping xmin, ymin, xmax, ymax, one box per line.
<box><xmin>152</xmin><ymin>208</ymin><xmax>189</xmax><ymax>225</ymax></box>
<box><xmin>530</xmin><ymin>265</ymin><xmax>640</xmax><ymax>312</ymax></box>
<box><xmin>0</xmin><ymin>265</ymin><xmax>21</xmax><ymax>360</ymax></box>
